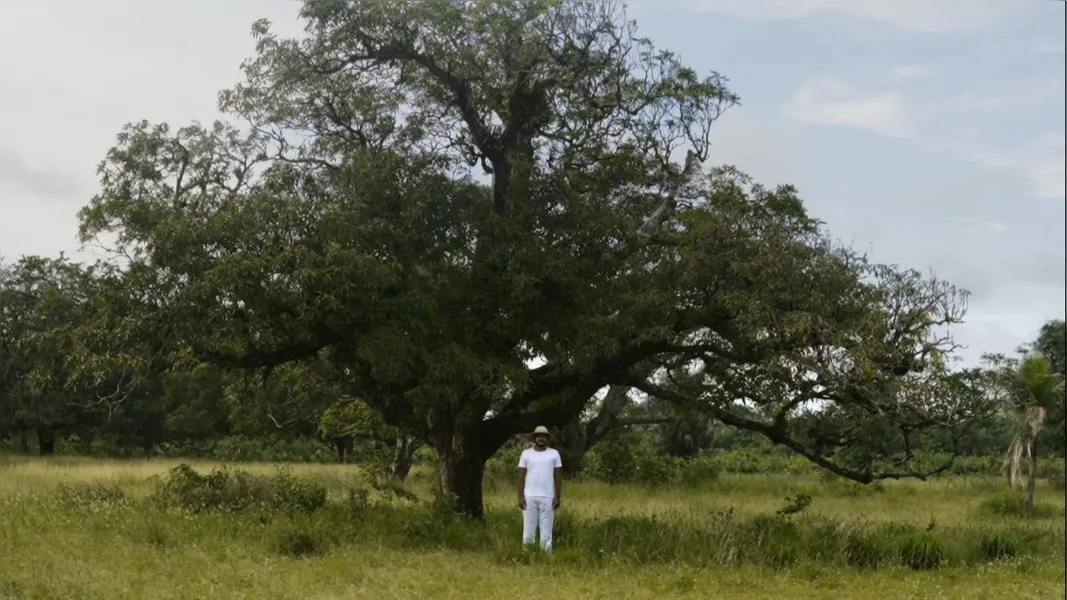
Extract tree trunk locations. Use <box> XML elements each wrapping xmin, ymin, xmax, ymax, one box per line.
<box><xmin>390</xmin><ymin>437</ymin><xmax>417</xmax><ymax>481</ymax></box>
<box><xmin>37</xmin><ymin>426</ymin><xmax>55</xmax><ymax>456</ymax></box>
<box><xmin>335</xmin><ymin>435</ymin><xmax>354</xmax><ymax>463</ymax></box>
<box><xmin>19</xmin><ymin>428</ymin><xmax>29</xmax><ymax>453</ymax></box>
<box><xmin>561</xmin><ymin>419</ymin><xmax>589</xmax><ymax>472</ymax></box>
<box><xmin>437</xmin><ymin>440</ymin><xmax>487</xmax><ymax>519</ymax></box>
<box><xmin>1026</xmin><ymin>437</ymin><xmax>1039</xmax><ymax>508</ymax></box>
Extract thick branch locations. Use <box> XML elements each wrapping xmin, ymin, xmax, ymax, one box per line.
<box><xmin>633</xmin><ymin>380</ymin><xmax>957</xmax><ymax>484</ymax></box>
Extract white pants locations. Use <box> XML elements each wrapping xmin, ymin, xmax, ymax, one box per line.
<box><xmin>522</xmin><ymin>496</ymin><xmax>555</xmax><ymax>550</ymax></box>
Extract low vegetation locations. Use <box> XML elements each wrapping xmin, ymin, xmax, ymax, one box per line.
<box><xmin>0</xmin><ymin>457</ymin><xmax>1063</xmax><ymax>599</ymax></box>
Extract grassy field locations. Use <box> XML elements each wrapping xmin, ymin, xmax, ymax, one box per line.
<box><xmin>0</xmin><ymin>457</ymin><xmax>1063</xmax><ymax>599</ymax></box>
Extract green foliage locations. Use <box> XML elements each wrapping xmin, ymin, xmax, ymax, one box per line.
<box><xmin>1035</xmin><ymin>319</ymin><xmax>1066</xmax><ymax>377</ymax></box>
<box><xmin>673</xmin><ymin>455</ymin><xmax>723</xmax><ymax>488</ymax></box>
<box><xmin>267</xmin><ymin>516</ymin><xmax>336</xmax><ymax>558</ymax></box>
<box><xmin>977</xmin><ymin>531</ymin><xmax>1021</xmax><ymax>561</ymax></box>
<box><xmin>153</xmin><ymin>435</ymin><xmax>335</xmax><ymax>463</ymax></box>
<box><xmin>150</xmin><ymin>464</ymin><xmax>327</xmax><ymax>515</ymax></box>
<box><xmin>843</xmin><ymin>531</ymin><xmax>888</xmax><ymax>569</ymax></box>
<box><xmin>977</xmin><ymin>495</ymin><xmax>1065</xmax><ymax>520</ymax></box>
<box><xmin>897</xmin><ymin>532</ymin><xmax>945</xmax><ymax>570</ymax></box>
<box><xmin>776</xmin><ymin>493</ymin><xmax>813</xmax><ymax>517</ymax></box>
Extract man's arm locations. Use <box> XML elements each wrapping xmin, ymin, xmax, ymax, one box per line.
<box><xmin>517</xmin><ymin>452</ymin><xmax>527</xmax><ymax>509</ymax></box>
<box><xmin>553</xmin><ymin>451</ymin><xmax>563</xmax><ymax>508</ymax></box>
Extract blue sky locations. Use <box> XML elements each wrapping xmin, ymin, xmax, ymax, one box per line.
<box><xmin>1</xmin><ymin>0</ymin><xmax>1064</xmax><ymax>366</ymax></box>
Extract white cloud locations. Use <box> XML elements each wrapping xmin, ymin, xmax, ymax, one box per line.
<box><xmin>974</xmin><ymin>134</ymin><xmax>1066</xmax><ymax>199</ymax></box>
<box><xmin>786</xmin><ymin>70</ymin><xmax>1066</xmax><ymax>199</ymax></box>
<box><xmin>785</xmin><ymin>76</ymin><xmax>915</xmax><ymax>139</ymax></box>
<box><xmin>682</xmin><ymin>0</ymin><xmax>1048</xmax><ymax>34</ymax></box>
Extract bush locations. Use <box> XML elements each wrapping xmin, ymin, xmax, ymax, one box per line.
<box><xmin>674</xmin><ymin>455</ymin><xmax>721</xmax><ymax>488</ymax></box>
<box><xmin>633</xmin><ymin>452</ymin><xmax>678</xmax><ymax>487</ymax></box>
<box><xmin>150</xmin><ymin>464</ymin><xmax>327</xmax><ymax>515</ymax></box>
<box><xmin>1047</xmin><ymin>469</ymin><xmax>1065</xmax><ymax>489</ymax></box>
<box><xmin>583</xmin><ymin>438</ymin><xmax>639</xmax><ymax>484</ymax></box>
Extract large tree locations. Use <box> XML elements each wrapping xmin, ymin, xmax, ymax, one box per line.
<box><xmin>73</xmin><ymin>0</ymin><xmax>978</xmax><ymax>517</ymax></box>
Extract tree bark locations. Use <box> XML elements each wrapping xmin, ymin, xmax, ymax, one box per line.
<box><xmin>561</xmin><ymin>418</ymin><xmax>590</xmax><ymax>472</ymax></box>
<box><xmin>1026</xmin><ymin>437</ymin><xmax>1039</xmax><ymax>508</ymax></box>
<box><xmin>390</xmin><ymin>436</ymin><xmax>417</xmax><ymax>481</ymax></box>
<box><xmin>37</xmin><ymin>426</ymin><xmax>55</xmax><ymax>456</ymax></box>
<box><xmin>436</xmin><ymin>436</ymin><xmax>487</xmax><ymax>519</ymax></box>
<box><xmin>335</xmin><ymin>435</ymin><xmax>354</xmax><ymax>463</ymax></box>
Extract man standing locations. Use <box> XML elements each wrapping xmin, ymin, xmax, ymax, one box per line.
<box><xmin>517</xmin><ymin>425</ymin><xmax>562</xmax><ymax>551</ymax></box>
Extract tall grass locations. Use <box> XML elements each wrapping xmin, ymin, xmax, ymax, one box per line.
<box><xmin>0</xmin><ymin>457</ymin><xmax>1063</xmax><ymax>599</ymax></box>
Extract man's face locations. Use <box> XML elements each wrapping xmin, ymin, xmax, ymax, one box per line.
<box><xmin>533</xmin><ymin>434</ymin><xmax>549</xmax><ymax>448</ymax></box>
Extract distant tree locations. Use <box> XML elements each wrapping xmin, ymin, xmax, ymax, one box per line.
<box><xmin>319</xmin><ymin>398</ymin><xmax>422</xmax><ymax>480</ymax></box>
<box><xmin>1034</xmin><ymin>320</ymin><xmax>1065</xmax><ymax>377</ymax></box>
<box><xmin>0</xmin><ymin>255</ymin><xmax>96</xmax><ymax>454</ymax></box>
<box><xmin>1029</xmin><ymin>320</ymin><xmax>1065</xmax><ymax>456</ymax></box>
<box><xmin>991</xmin><ymin>354</ymin><xmax>1066</xmax><ymax>506</ymax></box>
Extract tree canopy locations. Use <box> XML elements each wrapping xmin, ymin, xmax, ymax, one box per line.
<box><xmin>39</xmin><ymin>0</ymin><xmax>987</xmax><ymax>518</ymax></box>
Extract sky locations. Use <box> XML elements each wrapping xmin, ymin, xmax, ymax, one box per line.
<box><xmin>0</xmin><ymin>0</ymin><xmax>1064</xmax><ymax>366</ymax></box>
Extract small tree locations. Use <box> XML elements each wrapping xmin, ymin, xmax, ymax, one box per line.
<box><xmin>999</xmin><ymin>354</ymin><xmax>1065</xmax><ymax>506</ymax></box>
<box><xmin>320</xmin><ymin>397</ymin><xmax>422</xmax><ymax>479</ymax></box>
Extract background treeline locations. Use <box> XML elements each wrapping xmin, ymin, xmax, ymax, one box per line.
<box><xmin>2</xmin><ymin>256</ymin><xmax>1062</xmax><ymax>487</ymax></box>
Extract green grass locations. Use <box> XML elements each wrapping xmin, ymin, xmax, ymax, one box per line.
<box><xmin>0</xmin><ymin>457</ymin><xmax>1064</xmax><ymax>599</ymax></box>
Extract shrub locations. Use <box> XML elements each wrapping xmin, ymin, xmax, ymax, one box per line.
<box><xmin>634</xmin><ymin>452</ymin><xmax>678</xmax><ymax>487</ymax></box>
<box><xmin>776</xmin><ymin>493</ymin><xmax>813</xmax><ymax>517</ymax></box>
<box><xmin>583</xmin><ymin>438</ymin><xmax>639</xmax><ymax>484</ymax></box>
<box><xmin>674</xmin><ymin>455</ymin><xmax>721</xmax><ymax>488</ymax></box>
<box><xmin>151</xmin><ymin>464</ymin><xmax>327</xmax><ymax>515</ymax></box>
<box><xmin>1047</xmin><ymin>469</ymin><xmax>1065</xmax><ymax>489</ymax></box>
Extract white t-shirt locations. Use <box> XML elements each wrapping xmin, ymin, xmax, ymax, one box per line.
<box><xmin>518</xmin><ymin>447</ymin><xmax>562</xmax><ymax>498</ymax></box>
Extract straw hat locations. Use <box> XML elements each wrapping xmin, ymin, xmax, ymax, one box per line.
<box><xmin>529</xmin><ymin>425</ymin><xmax>550</xmax><ymax>439</ymax></box>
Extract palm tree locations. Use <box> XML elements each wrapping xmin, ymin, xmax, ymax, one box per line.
<box><xmin>1002</xmin><ymin>354</ymin><xmax>1065</xmax><ymax>507</ymax></box>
